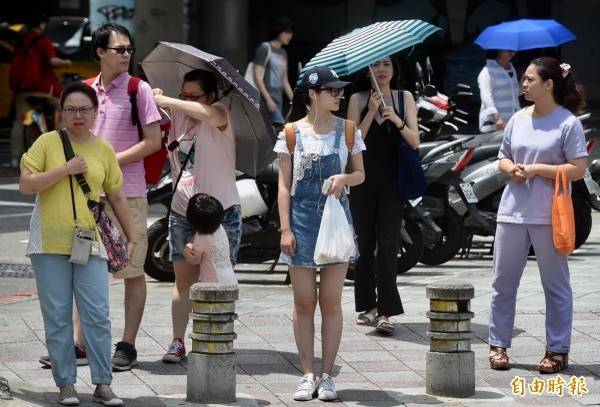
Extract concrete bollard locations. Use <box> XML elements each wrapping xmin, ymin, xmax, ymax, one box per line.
<box><xmin>187</xmin><ymin>283</ymin><xmax>238</xmax><ymax>404</ymax></box>
<box><xmin>425</xmin><ymin>283</ymin><xmax>475</xmax><ymax>398</ymax></box>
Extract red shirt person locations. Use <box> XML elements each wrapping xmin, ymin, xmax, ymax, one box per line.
<box><xmin>8</xmin><ymin>14</ymin><xmax>71</xmax><ymax>167</ymax></box>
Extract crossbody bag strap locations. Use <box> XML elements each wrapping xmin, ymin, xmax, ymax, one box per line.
<box><xmin>59</xmin><ymin>129</ymin><xmax>92</xmax><ymax>196</ymax></box>
<box><xmin>59</xmin><ymin>130</ymin><xmax>77</xmax><ymax>221</ymax></box>
<box><xmin>173</xmin><ymin>143</ymin><xmax>195</xmax><ymax>191</ymax></box>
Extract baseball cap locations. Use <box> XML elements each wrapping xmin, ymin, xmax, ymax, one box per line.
<box><xmin>299</xmin><ymin>66</ymin><xmax>350</xmax><ymax>90</ymax></box>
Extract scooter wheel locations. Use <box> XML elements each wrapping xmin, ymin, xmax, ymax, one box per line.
<box><xmin>591</xmin><ymin>194</ymin><xmax>600</xmax><ymax>212</ymax></box>
<box><xmin>574</xmin><ymin>193</ymin><xmax>592</xmax><ymax>249</ymax></box>
<box><xmin>397</xmin><ymin>216</ymin><xmax>424</xmax><ymax>274</ymax></box>
<box><xmin>144</xmin><ymin>217</ymin><xmax>175</xmax><ymax>282</ymax></box>
<box><xmin>419</xmin><ymin>208</ymin><xmax>463</xmax><ymax>266</ymax></box>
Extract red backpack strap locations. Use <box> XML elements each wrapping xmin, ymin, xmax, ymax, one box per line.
<box><xmin>284</xmin><ymin>123</ymin><xmax>296</xmax><ymax>155</ymax></box>
<box><xmin>127</xmin><ymin>76</ymin><xmax>142</xmax><ymax>140</ymax></box>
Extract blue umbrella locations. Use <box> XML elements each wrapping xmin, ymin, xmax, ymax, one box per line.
<box><xmin>475</xmin><ymin>19</ymin><xmax>575</xmax><ymax>51</ymax></box>
<box><xmin>298</xmin><ymin>20</ymin><xmax>441</xmax><ymax>84</ymax></box>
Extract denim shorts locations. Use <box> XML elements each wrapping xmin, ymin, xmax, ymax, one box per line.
<box><xmin>222</xmin><ymin>204</ymin><xmax>242</xmax><ymax>265</ymax></box>
<box><xmin>169</xmin><ymin>204</ymin><xmax>242</xmax><ymax>266</ymax></box>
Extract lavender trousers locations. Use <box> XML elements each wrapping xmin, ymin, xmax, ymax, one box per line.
<box><xmin>489</xmin><ymin>222</ymin><xmax>572</xmax><ymax>353</ymax></box>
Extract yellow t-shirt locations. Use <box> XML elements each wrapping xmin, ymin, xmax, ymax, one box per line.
<box><xmin>21</xmin><ymin>130</ymin><xmax>123</xmax><ymax>255</ymax></box>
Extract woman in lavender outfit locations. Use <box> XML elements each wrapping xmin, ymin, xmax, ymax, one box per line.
<box><xmin>488</xmin><ymin>57</ymin><xmax>588</xmax><ymax>373</ymax></box>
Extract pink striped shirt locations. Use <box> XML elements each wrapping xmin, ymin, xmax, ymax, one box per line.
<box><xmin>89</xmin><ymin>72</ymin><xmax>161</xmax><ymax>197</ymax></box>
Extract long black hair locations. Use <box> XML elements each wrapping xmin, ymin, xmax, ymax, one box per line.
<box><xmin>286</xmin><ymin>87</ymin><xmax>312</xmax><ymax>123</ymax></box>
<box><xmin>350</xmin><ymin>57</ymin><xmax>402</xmax><ymax>95</ymax></box>
<box><xmin>530</xmin><ymin>57</ymin><xmax>585</xmax><ymax>114</ymax></box>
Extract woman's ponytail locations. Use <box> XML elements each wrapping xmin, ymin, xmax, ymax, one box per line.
<box><xmin>530</xmin><ymin>57</ymin><xmax>586</xmax><ymax>114</ymax></box>
<box><xmin>286</xmin><ymin>87</ymin><xmax>310</xmax><ymax>123</ymax></box>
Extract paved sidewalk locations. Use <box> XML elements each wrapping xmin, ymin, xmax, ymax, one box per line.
<box><xmin>1</xmin><ymin>215</ymin><xmax>600</xmax><ymax>406</ymax></box>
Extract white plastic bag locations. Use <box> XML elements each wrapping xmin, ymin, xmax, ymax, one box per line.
<box><xmin>313</xmin><ymin>195</ymin><xmax>355</xmax><ymax>264</ymax></box>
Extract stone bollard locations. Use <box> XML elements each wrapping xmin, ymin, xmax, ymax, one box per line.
<box><xmin>187</xmin><ymin>283</ymin><xmax>238</xmax><ymax>404</ymax></box>
<box><xmin>425</xmin><ymin>283</ymin><xmax>475</xmax><ymax>398</ymax></box>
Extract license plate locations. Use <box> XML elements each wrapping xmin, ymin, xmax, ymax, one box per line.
<box><xmin>459</xmin><ymin>182</ymin><xmax>478</xmax><ymax>203</ymax></box>
<box><xmin>583</xmin><ymin>170</ymin><xmax>600</xmax><ymax>196</ymax></box>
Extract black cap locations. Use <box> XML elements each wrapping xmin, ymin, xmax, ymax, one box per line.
<box><xmin>299</xmin><ymin>66</ymin><xmax>350</xmax><ymax>90</ymax></box>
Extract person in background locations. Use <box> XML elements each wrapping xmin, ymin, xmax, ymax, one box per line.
<box><xmin>276</xmin><ymin>66</ymin><xmax>365</xmax><ymax>401</ymax></box>
<box><xmin>19</xmin><ymin>81</ymin><xmax>135</xmax><ymax>406</ymax></box>
<box><xmin>478</xmin><ymin>50</ymin><xmax>520</xmax><ymax>132</ymax></box>
<box><xmin>253</xmin><ymin>17</ymin><xmax>295</xmax><ymax>125</ymax></box>
<box><xmin>488</xmin><ymin>57</ymin><xmax>587</xmax><ymax>373</ymax></box>
<box><xmin>9</xmin><ymin>14</ymin><xmax>71</xmax><ymax>167</ymax></box>
<box><xmin>346</xmin><ymin>56</ymin><xmax>419</xmax><ymax>335</ymax></box>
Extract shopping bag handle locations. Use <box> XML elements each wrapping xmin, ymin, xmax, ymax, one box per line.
<box><xmin>554</xmin><ymin>165</ymin><xmax>570</xmax><ymax>195</ymax></box>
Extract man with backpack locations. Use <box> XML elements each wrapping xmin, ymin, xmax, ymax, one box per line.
<box><xmin>8</xmin><ymin>14</ymin><xmax>71</xmax><ymax>167</ymax></box>
<box><xmin>251</xmin><ymin>17</ymin><xmax>295</xmax><ymax>125</ymax></box>
<box><xmin>87</xmin><ymin>23</ymin><xmax>161</xmax><ymax>371</ymax></box>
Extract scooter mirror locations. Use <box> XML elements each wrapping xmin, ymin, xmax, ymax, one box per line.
<box><xmin>416</xmin><ymin>62</ymin><xmax>424</xmax><ymax>81</ymax></box>
<box><xmin>454</xmin><ymin>91</ymin><xmax>473</xmax><ymax>106</ymax></box>
<box><xmin>424</xmin><ymin>84</ymin><xmax>437</xmax><ymax>97</ymax></box>
<box><xmin>426</xmin><ymin>56</ymin><xmax>433</xmax><ymax>76</ymax></box>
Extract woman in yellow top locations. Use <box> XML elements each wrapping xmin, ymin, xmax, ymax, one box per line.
<box><xmin>19</xmin><ymin>82</ymin><xmax>135</xmax><ymax>407</ymax></box>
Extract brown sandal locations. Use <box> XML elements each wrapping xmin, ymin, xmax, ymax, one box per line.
<box><xmin>489</xmin><ymin>346</ymin><xmax>509</xmax><ymax>370</ymax></box>
<box><xmin>538</xmin><ymin>351</ymin><xmax>568</xmax><ymax>374</ymax></box>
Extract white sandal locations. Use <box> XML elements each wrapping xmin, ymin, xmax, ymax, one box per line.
<box><xmin>356</xmin><ymin>312</ymin><xmax>376</xmax><ymax>326</ymax></box>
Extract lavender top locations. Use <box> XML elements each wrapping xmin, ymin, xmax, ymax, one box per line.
<box><xmin>497</xmin><ymin>106</ymin><xmax>588</xmax><ymax>225</ymax></box>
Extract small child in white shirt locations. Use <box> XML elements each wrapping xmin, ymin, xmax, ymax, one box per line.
<box><xmin>183</xmin><ymin>193</ymin><xmax>237</xmax><ymax>285</ymax></box>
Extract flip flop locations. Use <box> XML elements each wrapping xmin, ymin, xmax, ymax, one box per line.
<box><xmin>375</xmin><ymin>318</ymin><xmax>395</xmax><ymax>335</ymax></box>
<box><xmin>356</xmin><ymin>312</ymin><xmax>376</xmax><ymax>326</ymax></box>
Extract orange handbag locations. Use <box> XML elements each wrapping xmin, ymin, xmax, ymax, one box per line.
<box><xmin>552</xmin><ymin>165</ymin><xmax>576</xmax><ymax>255</ymax></box>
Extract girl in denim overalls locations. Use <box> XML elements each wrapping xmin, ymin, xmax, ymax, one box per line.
<box><xmin>275</xmin><ymin>67</ymin><xmax>365</xmax><ymax>401</ymax></box>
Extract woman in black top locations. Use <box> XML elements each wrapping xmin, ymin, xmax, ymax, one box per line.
<box><xmin>346</xmin><ymin>56</ymin><xmax>419</xmax><ymax>334</ymax></box>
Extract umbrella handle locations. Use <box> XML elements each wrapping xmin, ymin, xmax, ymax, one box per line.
<box><xmin>368</xmin><ymin>65</ymin><xmax>386</xmax><ymax>108</ymax></box>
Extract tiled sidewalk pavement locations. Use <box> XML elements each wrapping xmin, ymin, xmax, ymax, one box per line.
<box><xmin>1</xmin><ymin>215</ymin><xmax>600</xmax><ymax>406</ymax></box>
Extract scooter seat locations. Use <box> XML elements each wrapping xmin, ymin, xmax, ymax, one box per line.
<box><xmin>418</xmin><ymin>141</ymin><xmax>443</xmax><ymax>159</ymax></box>
<box><xmin>469</xmin><ymin>143</ymin><xmax>502</xmax><ymax>166</ymax></box>
<box><xmin>256</xmin><ymin>160</ymin><xmax>279</xmax><ymax>184</ymax></box>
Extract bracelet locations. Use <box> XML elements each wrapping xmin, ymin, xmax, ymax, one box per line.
<box><xmin>398</xmin><ymin>119</ymin><xmax>406</xmax><ymax>131</ymax></box>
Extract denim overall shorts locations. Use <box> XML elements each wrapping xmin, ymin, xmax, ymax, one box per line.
<box><xmin>279</xmin><ymin>117</ymin><xmax>355</xmax><ymax>268</ymax></box>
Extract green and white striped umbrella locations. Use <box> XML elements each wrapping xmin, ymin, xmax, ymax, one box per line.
<box><xmin>298</xmin><ymin>20</ymin><xmax>441</xmax><ymax>83</ymax></box>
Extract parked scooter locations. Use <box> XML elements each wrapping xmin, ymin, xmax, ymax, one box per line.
<box><xmin>144</xmin><ymin>161</ymin><xmax>281</xmax><ymax>282</ymax></box>
<box><xmin>414</xmin><ymin>58</ymin><xmax>473</xmax><ymax>141</ymax></box>
<box><xmin>453</xmin><ymin>126</ymin><xmax>597</xmax><ymax>255</ymax></box>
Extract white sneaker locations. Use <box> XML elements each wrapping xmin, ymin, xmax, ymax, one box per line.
<box><xmin>293</xmin><ymin>373</ymin><xmax>318</xmax><ymax>401</ymax></box>
<box><xmin>317</xmin><ymin>373</ymin><xmax>337</xmax><ymax>401</ymax></box>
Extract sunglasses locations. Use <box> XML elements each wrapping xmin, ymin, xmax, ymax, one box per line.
<box><xmin>179</xmin><ymin>92</ymin><xmax>206</xmax><ymax>101</ymax></box>
<box><xmin>318</xmin><ymin>87</ymin><xmax>344</xmax><ymax>97</ymax></box>
<box><xmin>105</xmin><ymin>46</ymin><xmax>135</xmax><ymax>55</ymax></box>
